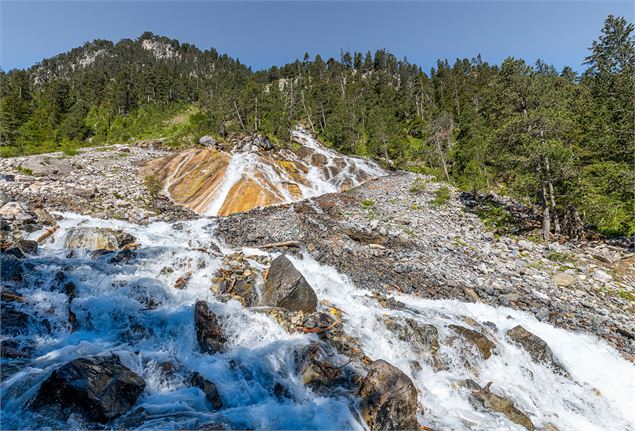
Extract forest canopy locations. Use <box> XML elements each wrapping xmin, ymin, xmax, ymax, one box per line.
<box><xmin>1</xmin><ymin>16</ymin><xmax>633</xmax><ymax>237</ymax></box>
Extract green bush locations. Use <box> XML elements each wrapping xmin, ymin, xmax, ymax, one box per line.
<box><xmin>431</xmin><ymin>186</ymin><xmax>451</xmax><ymax>207</ymax></box>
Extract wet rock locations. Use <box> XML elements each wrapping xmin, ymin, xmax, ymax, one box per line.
<box><xmin>125</xmin><ymin>278</ymin><xmax>169</xmax><ymax>308</ymax></box>
<box><xmin>5</xmin><ymin>239</ymin><xmax>38</xmax><ymax>258</ymax></box>
<box><xmin>0</xmin><ymin>306</ymin><xmax>31</xmax><ymax>336</ymax></box>
<box><xmin>384</xmin><ymin>317</ymin><xmax>442</xmax><ymax>369</ymax></box>
<box><xmin>294</xmin><ymin>342</ymin><xmax>363</xmax><ymax>393</ymax></box>
<box><xmin>1</xmin><ymin>286</ymin><xmax>25</xmax><ymax>302</ymax></box>
<box><xmin>0</xmin><ymin>338</ymin><xmax>33</xmax><ymax>358</ymax></box>
<box><xmin>194</xmin><ymin>300</ymin><xmax>227</xmax><ymax>354</ymax></box>
<box><xmin>64</xmin><ymin>227</ymin><xmax>136</xmax><ymax>250</ymax></box>
<box><xmin>359</xmin><ymin>359</ymin><xmax>419</xmax><ymax>431</ymax></box>
<box><xmin>212</xmin><ymin>254</ymin><xmax>259</xmax><ymax>306</ymax></box>
<box><xmin>31</xmin><ymin>355</ymin><xmax>146</xmax><ymax>423</ymax></box>
<box><xmin>173</xmin><ymin>272</ymin><xmax>192</xmax><ymax>289</ymax></box>
<box><xmin>1</xmin><ymin>253</ymin><xmax>24</xmax><ymax>282</ymax></box>
<box><xmin>506</xmin><ymin>325</ymin><xmax>567</xmax><ymax>373</ymax></box>
<box><xmin>33</xmin><ymin>207</ymin><xmax>55</xmax><ymax>225</ymax></box>
<box><xmin>450</xmin><ymin>325</ymin><xmax>496</xmax><ymax>359</ymax></box>
<box><xmin>470</xmin><ymin>383</ymin><xmax>534</xmax><ymax>430</ymax></box>
<box><xmin>262</xmin><ymin>254</ymin><xmax>317</xmax><ymax>313</ymax></box>
<box><xmin>190</xmin><ymin>372</ymin><xmax>223</xmax><ymax>410</ymax></box>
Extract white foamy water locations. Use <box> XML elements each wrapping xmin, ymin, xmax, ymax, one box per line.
<box><xmin>1</xmin><ymin>214</ymin><xmax>633</xmax><ymax>430</ymax></box>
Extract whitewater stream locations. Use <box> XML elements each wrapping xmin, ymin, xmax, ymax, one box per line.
<box><xmin>1</xmin><ymin>213</ymin><xmax>634</xmax><ymax>430</ymax></box>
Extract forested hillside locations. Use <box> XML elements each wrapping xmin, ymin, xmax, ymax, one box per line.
<box><xmin>1</xmin><ymin>16</ymin><xmax>633</xmax><ymax>237</ymax></box>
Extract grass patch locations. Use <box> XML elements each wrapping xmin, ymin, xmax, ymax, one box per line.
<box><xmin>431</xmin><ymin>186</ymin><xmax>451</xmax><ymax>207</ymax></box>
<box><xmin>546</xmin><ymin>251</ymin><xmax>575</xmax><ymax>264</ymax></box>
<box><xmin>16</xmin><ymin>166</ymin><xmax>33</xmax><ymax>175</ymax></box>
<box><xmin>409</xmin><ymin>177</ymin><xmax>428</xmax><ymax>193</ymax></box>
<box><xmin>360</xmin><ymin>199</ymin><xmax>375</xmax><ymax>208</ymax></box>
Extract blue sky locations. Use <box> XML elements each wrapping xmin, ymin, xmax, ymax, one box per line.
<box><xmin>1</xmin><ymin>1</ymin><xmax>633</xmax><ymax>72</ymax></box>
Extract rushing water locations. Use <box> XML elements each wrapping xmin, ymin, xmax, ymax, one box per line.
<box><xmin>1</xmin><ymin>213</ymin><xmax>634</xmax><ymax>430</ymax></box>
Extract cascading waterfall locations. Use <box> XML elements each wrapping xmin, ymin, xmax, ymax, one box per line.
<box><xmin>1</xmin><ymin>213</ymin><xmax>634</xmax><ymax>430</ymax></box>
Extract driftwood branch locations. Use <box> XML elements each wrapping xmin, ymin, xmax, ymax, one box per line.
<box><xmin>257</xmin><ymin>240</ymin><xmax>301</xmax><ymax>249</ymax></box>
<box><xmin>37</xmin><ymin>225</ymin><xmax>59</xmax><ymax>243</ymax></box>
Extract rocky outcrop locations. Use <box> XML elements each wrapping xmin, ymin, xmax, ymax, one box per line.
<box><xmin>194</xmin><ymin>300</ymin><xmax>227</xmax><ymax>354</ymax></box>
<box><xmin>359</xmin><ymin>359</ymin><xmax>419</xmax><ymax>431</ymax></box>
<box><xmin>141</xmin><ymin>127</ymin><xmax>384</xmax><ymax>216</ymax></box>
<box><xmin>470</xmin><ymin>382</ymin><xmax>534</xmax><ymax>430</ymax></box>
<box><xmin>1</xmin><ymin>254</ymin><xmax>24</xmax><ymax>282</ymax></box>
<box><xmin>190</xmin><ymin>372</ymin><xmax>223</xmax><ymax>410</ymax></box>
<box><xmin>263</xmin><ymin>254</ymin><xmax>317</xmax><ymax>313</ymax></box>
<box><xmin>506</xmin><ymin>325</ymin><xmax>567</xmax><ymax>373</ymax></box>
<box><xmin>31</xmin><ymin>355</ymin><xmax>146</xmax><ymax>423</ymax></box>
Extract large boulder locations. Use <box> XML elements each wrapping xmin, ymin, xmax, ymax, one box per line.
<box><xmin>194</xmin><ymin>300</ymin><xmax>227</xmax><ymax>354</ymax></box>
<box><xmin>30</xmin><ymin>355</ymin><xmax>146</xmax><ymax>423</ymax></box>
<box><xmin>64</xmin><ymin>227</ymin><xmax>135</xmax><ymax>250</ymax></box>
<box><xmin>506</xmin><ymin>325</ymin><xmax>567</xmax><ymax>374</ymax></box>
<box><xmin>18</xmin><ymin>156</ymin><xmax>71</xmax><ymax>177</ymax></box>
<box><xmin>359</xmin><ymin>360</ymin><xmax>419</xmax><ymax>431</ymax></box>
<box><xmin>262</xmin><ymin>255</ymin><xmax>317</xmax><ymax>313</ymax></box>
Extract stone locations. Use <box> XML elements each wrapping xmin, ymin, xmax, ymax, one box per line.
<box><xmin>63</xmin><ymin>227</ymin><xmax>135</xmax><ymax>250</ymax></box>
<box><xmin>0</xmin><ymin>202</ymin><xmax>34</xmax><ymax>223</ymax></box>
<box><xmin>30</xmin><ymin>355</ymin><xmax>146</xmax><ymax>423</ymax></box>
<box><xmin>359</xmin><ymin>359</ymin><xmax>419</xmax><ymax>431</ymax></box>
<box><xmin>194</xmin><ymin>300</ymin><xmax>227</xmax><ymax>354</ymax></box>
<box><xmin>190</xmin><ymin>372</ymin><xmax>223</xmax><ymax>410</ymax></box>
<box><xmin>552</xmin><ymin>273</ymin><xmax>575</xmax><ymax>287</ymax></box>
<box><xmin>262</xmin><ymin>254</ymin><xmax>317</xmax><ymax>313</ymax></box>
<box><xmin>5</xmin><ymin>239</ymin><xmax>38</xmax><ymax>258</ymax></box>
<box><xmin>450</xmin><ymin>325</ymin><xmax>496</xmax><ymax>359</ymax></box>
<box><xmin>470</xmin><ymin>383</ymin><xmax>534</xmax><ymax>430</ymax></box>
<box><xmin>19</xmin><ymin>156</ymin><xmax>71</xmax><ymax>177</ymax></box>
<box><xmin>199</xmin><ymin>135</ymin><xmax>218</xmax><ymax>148</ymax></box>
<box><xmin>506</xmin><ymin>325</ymin><xmax>566</xmax><ymax>373</ymax></box>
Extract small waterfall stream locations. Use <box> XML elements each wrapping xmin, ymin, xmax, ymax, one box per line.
<box><xmin>1</xmin><ymin>213</ymin><xmax>633</xmax><ymax>430</ymax></box>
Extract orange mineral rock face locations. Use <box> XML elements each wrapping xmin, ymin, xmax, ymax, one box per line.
<box><xmin>141</xmin><ymin>128</ymin><xmax>385</xmax><ymax>217</ymax></box>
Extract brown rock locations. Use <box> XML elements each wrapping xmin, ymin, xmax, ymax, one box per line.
<box><xmin>194</xmin><ymin>300</ymin><xmax>226</xmax><ymax>354</ymax></box>
<box><xmin>359</xmin><ymin>360</ymin><xmax>419</xmax><ymax>431</ymax></box>
<box><xmin>450</xmin><ymin>325</ymin><xmax>496</xmax><ymax>359</ymax></box>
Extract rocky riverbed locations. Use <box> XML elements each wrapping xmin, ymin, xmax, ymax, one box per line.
<box><xmin>1</xmin><ymin>143</ymin><xmax>634</xmax><ymax>430</ymax></box>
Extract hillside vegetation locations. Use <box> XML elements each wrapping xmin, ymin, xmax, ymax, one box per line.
<box><xmin>1</xmin><ymin>17</ymin><xmax>633</xmax><ymax>237</ymax></box>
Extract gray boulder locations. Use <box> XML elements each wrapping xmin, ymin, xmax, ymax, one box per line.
<box><xmin>263</xmin><ymin>254</ymin><xmax>317</xmax><ymax>313</ymax></box>
<box><xmin>30</xmin><ymin>355</ymin><xmax>146</xmax><ymax>423</ymax></box>
<box><xmin>190</xmin><ymin>372</ymin><xmax>223</xmax><ymax>410</ymax></box>
<box><xmin>359</xmin><ymin>359</ymin><xmax>419</xmax><ymax>431</ymax></box>
<box><xmin>64</xmin><ymin>227</ymin><xmax>135</xmax><ymax>251</ymax></box>
<box><xmin>199</xmin><ymin>135</ymin><xmax>218</xmax><ymax>148</ymax></box>
<box><xmin>18</xmin><ymin>156</ymin><xmax>71</xmax><ymax>177</ymax></box>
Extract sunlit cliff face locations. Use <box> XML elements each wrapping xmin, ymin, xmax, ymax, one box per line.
<box><xmin>141</xmin><ymin>128</ymin><xmax>385</xmax><ymax>216</ymax></box>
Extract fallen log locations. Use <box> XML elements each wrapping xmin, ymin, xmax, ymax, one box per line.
<box><xmin>37</xmin><ymin>225</ymin><xmax>59</xmax><ymax>243</ymax></box>
<box><xmin>257</xmin><ymin>240</ymin><xmax>301</xmax><ymax>249</ymax></box>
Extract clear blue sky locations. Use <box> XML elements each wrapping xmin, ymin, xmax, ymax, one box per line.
<box><xmin>1</xmin><ymin>1</ymin><xmax>633</xmax><ymax>72</ymax></box>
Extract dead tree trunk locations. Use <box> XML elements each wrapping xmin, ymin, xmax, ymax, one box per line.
<box><xmin>233</xmin><ymin>99</ymin><xmax>245</xmax><ymax>130</ymax></box>
<box><xmin>545</xmin><ymin>155</ymin><xmax>561</xmax><ymax>235</ymax></box>
<box><xmin>434</xmin><ymin>134</ymin><xmax>450</xmax><ymax>182</ymax></box>
<box><xmin>301</xmin><ymin>90</ymin><xmax>315</xmax><ymax>133</ymax></box>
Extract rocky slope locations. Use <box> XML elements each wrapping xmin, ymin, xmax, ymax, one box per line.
<box><xmin>1</xmin><ymin>136</ymin><xmax>634</xmax><ymax>431</ymax></box>
<box><xmin>141</xmin><ymin>128</ymin><xmax>385</xmax><ymax>216</ymax></box>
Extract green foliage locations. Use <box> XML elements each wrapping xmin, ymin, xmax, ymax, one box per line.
<box><xmin>546</xmin><ymin>251</ymin><xmax>574</xmax><ymax>264</ymax></box>
<box><xmin>409</xmin><ymin>177</ymin><xmax>428</xmax><ymax>193</ymax></box>
<box><xmin>360</xmin><ymin>199</ymin><xmax>375</xmax><ymax>208</ymax></box>
<box><xmin>476</xmin><ymin>204</ymin><xmax>515</xmax><ymax>231</ymax></box>
<box><xmin>431</xmin><ymin>186</ymin><xmax>451</xmax><ymax>207</ymax></box>
<box><xmin>15</xmin><ymin>166</ymin><xmax>32</xmax><ymax>175</ymax></box>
